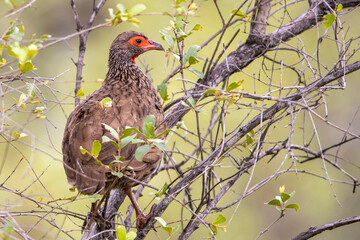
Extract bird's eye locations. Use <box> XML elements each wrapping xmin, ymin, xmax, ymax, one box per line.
<box><xmin>135</xmin><ymin>39</ymin><xmax>142</xmax><ymax>44</ymax></box>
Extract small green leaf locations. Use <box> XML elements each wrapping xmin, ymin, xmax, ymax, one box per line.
<box><xmin>34</xmin><ymin>106</ymin><xmax>46</xmax><ymax>113</ymax></box>
<box><xmin>111</xmin><ymin>171</ymin><xmax>124</xmax><ymax>178</ymax></box>
<box><xmin>285</xmin><ymin>203</ymin><xmax>300</xmax><ymax>211</ymax></box>
<box><xmin>280</xmin><ymin>192</ymin><xmax>291</xmax><ymax>202</ymax></box>
<box><xmin>266</xmin><ymin>199</ymin><xmax>281</xmax><ymax>207</ymax></box>
<box><xmin>94</xmin><ymin>160</ymin><xmax>102</xmax><ymax>165</ymax></box>
<box><xmin>102</xmin><ymin>123</ymin><xmax>118</xmax><ymax>139</ymax></box>
<box><xmin>19</xmin><ymin>61</ymin><xmax>34</xmax><ymax>73</ymax></box>
<box><xmin>232</xmin><ymin>9</ymin><xmax>247</xmax><ymax>18</ymax></box>
<box><xmin>120</xmin><ymin>134</ymin><xmax>136</xmax><ymax>149</ymax></box>
<box><xmin>154</xmin><ymin>128</ymin><xmax>173</xmax><ymax>138</ymax></box>
<box><xmin>209</xmin><ymin>224</ymin><xmax>218</xmax><ymax>236</ymax></box>
<box><xmin>226</xmin><ymin>81</ymin><xmax>242</xmax><ymax>92</ymax></box>
<box><xmin>187</xmin><ymin>97</ymin><xmax>196</xmax><ymax>107</ymax></box>
<box><xmin>102</xmin><ymin>136</ymin><xmax>119</xmax><ymax>149</ymax></box>
<box><xmin>202</xmin><ymin>89</ymin><xmax>218</xmax><ymax>96</ymax></box>
<box><xmin>192</xmin><ymin>23</ymin><xmax>203</xmax><ymax>31</ymax></box>
<box><xmin>336</xmin><ymin>4</ymin><xmax>343</xmax><ymax>12</ymax></box>
<box><xmin>188</xmin><ymin>68</ymin><xmax>204</xmax><ymax>78</ymax></box>
<box><xmin>143</xmin><ymin>115</ymin><xmax>155</xmax><ymax>138</ymax></box>
<box><xmin>188</xmin><ymin>55</ymin><xmax>199</xmax><ymax>65</ymax></box>
<box><xmin>2</xmin><ymin>221</ymin><xmax>14</xmax><ymax>239</ymax></box>
<box><xmin>135</xmin><ymin>144</ymin><xmax>152</xmax><ymax>161</ymax></box>
<box><xmin>157</xmin><ymin>80</ymin><xmax>170</xmax><ymax>101</ymax></box>
<box><xmin>128</xmin><ymin>3</ymin><xmax>146</xmax><ymax>16</ymax></box>
<box><xmin>116</xmin><ymin>225</ymin><xmax>126</xmax><ymax>240</ymax></box>
<box><xmin>162</xmin><ymin>225</ymin><xmax>179</xmax><ymax>236</ymax></box>
<box><xmin>131</xmin><ymin>138</ymin><xmax>146</xmax><ymax>144</ymax></box>
<box><xmin>155</xmin><ymin>217</ymin><xmax>167</xmax><ymax>227</ymax></box>
<box><xmin>323</xmin><ymin>14</ymin><xmax>336</xmax><ymax>28</ymax></box>
<box><xmin>76</xmin><ymin>88</ymin><xmax>85</xmax><ymax>97</ymax></box>
<box><xmin>155</xmin><ymin>183</ymin><xmax>169</xmax><ymax>197</ymax></box>
<box><xmin>99</xmin><ymin>97</ymin><xmax>112</xmax><ymax>108</ymax></box>
<box><xmin>91</xmin><ymin>140</ymin><xmax>101</xmax><ymax>158</ymax></box>
<box><xmin>183</xmin><ymin>45</ymin><xmax>201</xmax><ymax>64</ymax></box>
<box><xmin>153</xmin><ymin>142</ymin><xmax>167</xmax><ymax>151</ymax></box>
<box><xmin>212</xmin><ymin>214</ymin><xmax>226</xmax><ymax>225</ymax></box>
<box><xmin>80</xmin><ymin>146</ymin><xmax>89</xmax><ymax>155</ymax></box>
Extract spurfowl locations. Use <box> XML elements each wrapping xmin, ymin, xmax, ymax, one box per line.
<box><xmin>62</xmin><ymin>31</ymin><xmax>166</xmax><ymax>228</ymax></box>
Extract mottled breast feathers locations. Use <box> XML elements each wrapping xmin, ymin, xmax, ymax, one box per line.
<box><xmin>62</xmin><ymin>64</ymin><xmax>165</xmax><ymax>195</ymax></box>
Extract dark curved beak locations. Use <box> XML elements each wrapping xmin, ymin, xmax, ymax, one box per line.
<box><xmin>144</xmin><ymin>40</ymin><xmax>164</xmax><ymax>51</ymax></box>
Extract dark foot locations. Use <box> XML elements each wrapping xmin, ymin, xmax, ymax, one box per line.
<box><xmin>136</xmin><ymin>203</ymin><xmax>158</xmax><ymax>229</ymax></box>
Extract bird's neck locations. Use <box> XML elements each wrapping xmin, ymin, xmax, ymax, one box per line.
<box><xmin>104</xmin><ymin>61</ymin><xmax>150</xmax><ymax>88</ymax></box>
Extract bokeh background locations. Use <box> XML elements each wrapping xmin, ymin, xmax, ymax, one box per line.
<box><xmin>1</xmin><ymin>0</ymin><xmax>360</xmax><ymax>239</ymax></box>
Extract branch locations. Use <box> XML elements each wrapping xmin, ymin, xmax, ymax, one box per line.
<box><xmin>164</xmin><ymin>0</ymin><xmax>360</xmax><ymax>128</ymax></box>
<box><xmin>70</xmin><ymin>0</ymin><xmax>107</xmax><ymax>106</ymax></box>
<box><xmin>291</xmin><ymin>216</ymin><xmax>360</xmax><ymax>240</ymax></box>
<box><xmin>136</xmin><ymin>59</ymin><xmax>360</xmax><ymax>239</ymax></box>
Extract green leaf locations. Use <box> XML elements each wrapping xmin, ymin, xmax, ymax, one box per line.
<box><xmin>128</xmin><ymin>3</ymin><xmax>146</xmax><ymax>16</ymax></box>
<box><xmin>336</xmin><ymin>4</ymin><xmax>343</xmax><ymax>12</ymax></box>
<box><xmin>187</xmin><ymin>97</ymin><xmax>196</xmax><ymax>107</ymax></box>
<box><xmin>19</xmin><ymin>61</ymin><xmax>34</xmax><ymax>73</ymax></box>
<box><xmin>120</xmin><ymin>134</ymin><xmax>136</xmax><ymax>149</ymax></box>
<box><xmin>191</xmin><ymin>23</ymin><xmax>203</xmax><ymax>31</ymax></box>
<box><xmin>183</xmin><ymin>45</ymin><xmax>201</xmax><ymax>64</ymax></box>
<box><xmin>94</xmin><ymin>160</ymin><xmax>102</xmax><ymax>165</ymax></box>
<box><xmin>154</xmin><ymin>128</ymin><xmax>173</xmax><ymax>138</ymax></box>
<box><xmin>91</xmin><ymin>140</ymin><xmax>101</xmax><ymax>158</ymax></box>
<box><xmin>2</xmin><ymin>221</ymin><xmax>14</xmax><ymax>239</ymax></box>
<box><xmin>116</xmin><ymin>225</ymin><xmax>126</xmax><ymax>240</ymax></box>
<box><xmin>131</xmin><ymin>138</ymin><xmax>146</xmax><ymax>144</ymax></box>
<box><xmin>285</xmin><ymin>203</ymin><xmax>300</xmax><ymax>211</ymax></box>
<box><xmin>155</xmin><ymin>217</ymin><xmax>167</xmax><ymax>227</ymax></box>
<box><xmin>323</xmin><ymin>14</ymin><xmax>336</xmax><ymax>28</ymax></box>
<box><xmin>209</xmin><ymin>224</ymin><xmax>218</xmax><ymax>236</ymax></box>
<box><xmin>226</xmin><ymin>81</ymin><xmax>242</xmax><ymax>92</ymax></box>
<box><xmin>102</xmin><ymin>136</ymin><xmax>119</xmax><ymax>149</ymax></box>
<box><xmin>111</xmin><ymin>171</ymin><xmax>124</xmax><ymax>178</ymax></box>
<box><xmin>188</xmin><ymin>55</ymin><xmax>199</xmax><ymax>65</ymax></box>
<box><xmin>212</xmin><ymin>214</ymin><xmax>226</xmax><ymax>225</ymax></box>
<box><xmin>153</xmin><ymin>142</ymin><xmax>167</xmax><ymax>151</ymax></box>
<box><xmin>79</xmin><ymin>146</ymin><xmax>89</xmax><ymax>155</ymax></box>
<box><xmin>188</xmin><ymin>68</ymin><xmax>204</xmax><ymax>78</ymax></box>
<box><xmin>280</xmin><ymin>192</ymin><xmax>291</xmax><ymax>203</ymax></box>
<box><xmin>99</xmin><ymin>97</ymin><xmax>112</xmax><ymax>108</ymax></box>
<box><xmin>76</xmin><ymin>88</ymin><xmax>85</xmax><ymax>97</ymax></box>
<box><xmin>135</xmin><ymin>144</ymin><xmax>151</xmax><ymax>161</ymax></box>
<box><xmin>202</xmin><ymin>89</ymin><xmax>218</xmax><ymax>96</ymax></box>
<box><xmin>266</xmin><ymin>199</ymin><xmax>281</xmax><ymax>207</ymax></box>
<box><xmin>102</xmin><ymin>123</ymin><xmax>119</xmax><ymax>139</ymax></box>
<box><xmin>143</xmin><ymin>115</ymin><xmax>155</xmax><ymax>138</ymax></box>
<box><xmin>157</xmin><ymin>80</ymin><xmax>170</xmax><ymax>101</ymax></box>
<box><xmin>232</xmin><ymin>9</ymin><xmax>247</xmax><ymax>18</ymax></box>
<box><xmin>155</xmin><ymin>183</ymin><xmax>169</xmax><ymax>197</ymax></box>
<box><xmin>162</xmin><ymin>225</ymin><xmax>179</xmax><ymax>236</ymax></box>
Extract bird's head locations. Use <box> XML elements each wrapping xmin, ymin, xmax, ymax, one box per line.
<box><xmin>109</xmin><ymin>31</ymin><xmax>164</xmax><ymax>66</ymax></box>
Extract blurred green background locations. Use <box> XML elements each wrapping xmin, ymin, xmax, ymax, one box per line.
<box><xmin>0</xmin><ymin>0</ymin><xmax>360</xmax><ymax>239</ymax></box>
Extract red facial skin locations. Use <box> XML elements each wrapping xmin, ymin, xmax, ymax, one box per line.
<box><xmin>127</xmin><ymin>36</ymin><xmax>163</xmax><ymax>63</ymax></box>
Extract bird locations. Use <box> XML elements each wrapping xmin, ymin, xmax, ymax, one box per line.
<box><xmin>62</xmin><ymin>31</ymin><xmax>166</xmax><ymax>229</ymax></box>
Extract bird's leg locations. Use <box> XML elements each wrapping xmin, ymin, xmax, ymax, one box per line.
<box><xmin>124</xmin><ymin>188</ymin><xmax>157</xmax><ymax>229</ymax></box>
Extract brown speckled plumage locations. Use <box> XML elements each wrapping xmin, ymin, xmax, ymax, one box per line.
<box><xmin>62</xmin><ymin>32</ymin><xmax>165</xmax><ymax>227</ymax></box>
